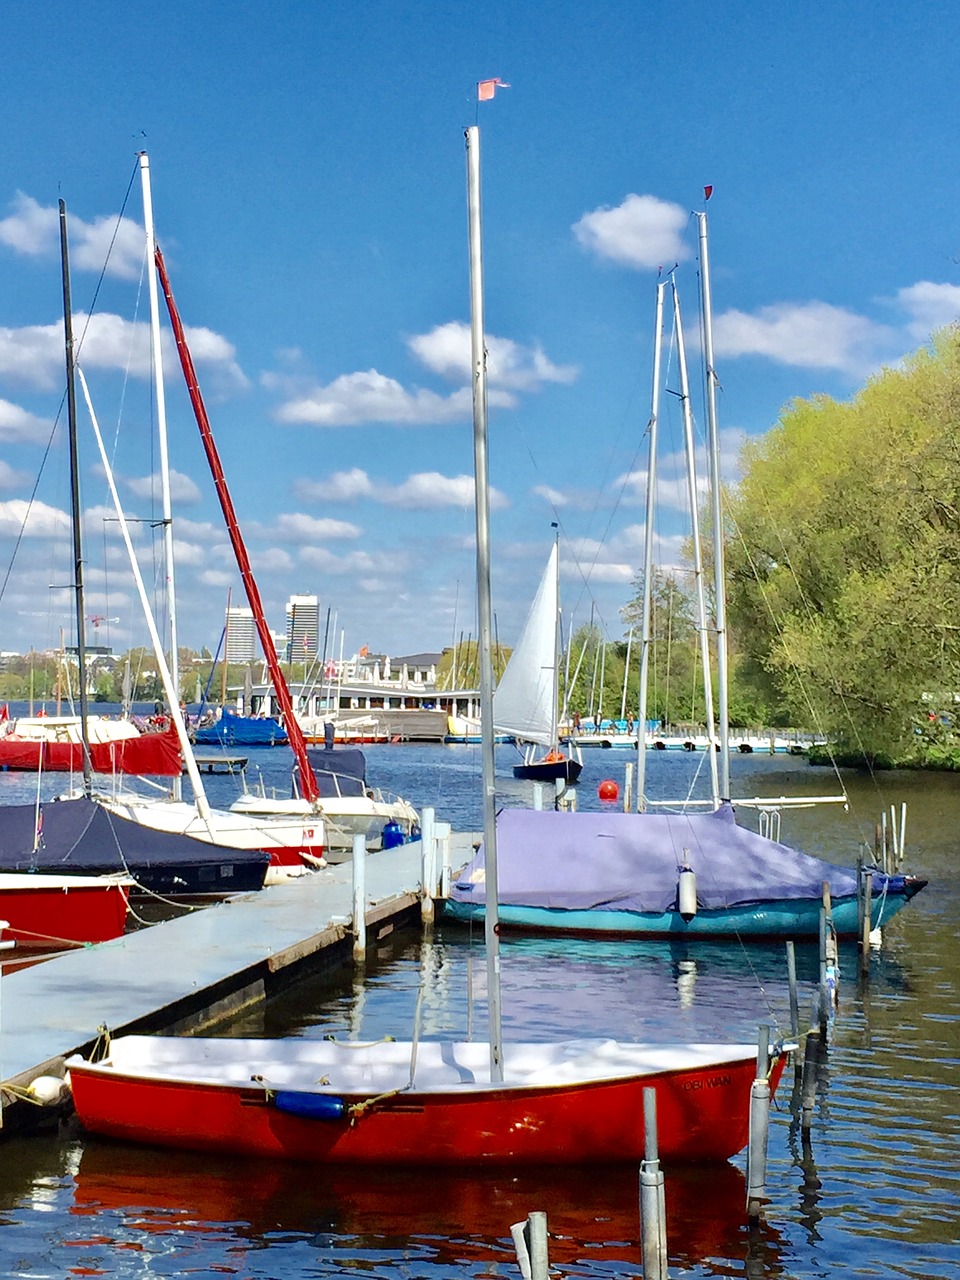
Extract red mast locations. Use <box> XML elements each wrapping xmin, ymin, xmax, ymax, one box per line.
<box><xmin>154</xmin><ymin>246</ymin><xmax>320</xmax><ymax>804</ymax></box>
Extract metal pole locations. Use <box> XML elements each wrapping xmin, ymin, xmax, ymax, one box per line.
<box><xmin>696</xmin><ymin>210</ymin><xmax>730</xmax><ymax>800</ymax></box>
<box><xmin>139</xmin><ymin>153</ymin><xmax>181</xmax><ymax>800</ymax></box>
<box><xmin>746</xmin><ymin>1024</ymin><xmax>771</xmax><ymax>1221</ymax></box>
<box><xmin>465</xmin><ymin>124</ymin><xmax>503</xmax><ymax>1082</ymax></box>
<box><xmin>640</xmin><ymin>1086</ymin><xmax>668</xmax><ymax>1279</ymax></box>
<box><xmin>352</xmin><ymin>832</ymin><xmax>367</xmax><ymax>962</ymax></box>
<box><xmin>58</xmin><ymin>201</ymin><xmax>93</xmax><ymax>796</ymax></box>
<box><xmin>671</xmin><ymin>281</ymin><xmax>720</xmax><ymax>807</ymax></box>
<box><xmin>636</xmin><ymin>282</ymin><xmax>666</xmax><ymax>811</ymax></box>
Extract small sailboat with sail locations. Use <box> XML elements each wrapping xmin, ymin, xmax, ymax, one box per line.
<box><xmin>446</xmin><ymin>211</ymin><xmax>927</xmax><ymax>939</ymax></box>
<box><xmin>65</xmin><ymin>119</ymin><xmax>785</xmax><ymax>1163</ymax></box>
<box><xmin>494</xmin><ymin>531</ymin><xmax>582</xmax><ymax>785</ymax></box>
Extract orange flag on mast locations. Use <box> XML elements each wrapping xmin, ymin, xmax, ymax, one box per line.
<box><xmin>478</xmin><ymin>78</ymin><xmax>510</xmax><ymax>101</ymax></box>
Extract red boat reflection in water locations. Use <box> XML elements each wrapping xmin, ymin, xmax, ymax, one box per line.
<box><xmin>71</xmin><ymin>1139</ymin><xmax>782</xmax><ymax>1272</ymax></box>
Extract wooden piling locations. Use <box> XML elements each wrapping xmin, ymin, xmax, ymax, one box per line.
<box><xmin>859</xmin><ymin>871</ymin><xmax>873</xmax><ymax>975</ymax></box>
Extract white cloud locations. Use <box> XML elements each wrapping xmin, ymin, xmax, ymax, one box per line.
<box><xmin>125</xmin><ymin>469</ymin><xmax>203</xmax><ymax>504</ymax></box>
<box><xmin>894</xmin><ymin>281</ymin><xmax>960</xmax><ymax>341</ymax></box>
<box><xmin>275</xmin><ymin>369</ymin><xmax>475</xmax><ymax>426</ymax></box>
<box><xmin>198</xmin><ymin>569</ymin><xmax>235</xmax><ymax>588</ymax></box>
<box><xmin>573</xmin><ymin>194</ymin><xmax>690</xmax><ymax>270</ymax></box>
<box><xmin>0</xmin><ymin>460</ymin><xmax>29</xmax><ymax>491</ymax></box>
<box><xmin>293</xmin><ymin>468</ymin><xmax>374</xmax><ymax>502</ymax></box>
<box><xmin>0</xmin><ymin>398</ymin><xmax>52</xmax><ymax>443</ymax></box>
<box><xmin>275</xmin><ymin>512</ymin><xmax>362</xmax><ymax>541</ymax></box>
<box><xmin>385</xmin><ymin>472</ymin><xmax>507</xmax><ymax>510</ymax></box>
<box><xmin>408</xmin><ymin>322</ymin><xmax>577</xmax><ymax>391</ymax></box>
<box><xmin>0</xmin><ymin>312</ymin><xmax>246</xmax><ymax>392</ymax></box>
<box><xmin>712</xmin><ymin>301</ymin><xmax>893</xmax><ymax>375</ymax></box>
<box><xmin>0</xmin><ymin>498</ymin><xmax>70</xmax><ymax>538</ymax></box>
<box><xmin>251</xmin><ymin>547</ymin><xmax>294</xmax><ymax>573</ymax></box>
<box><xmin>293</xmin><ymin>468</ymin><xmax>506</xmax><ymax>511</ymax></box>
<box><xmin>532</xmin><ymin>484</ymin><xmax>569</xmax><ymax>508</ymax></box>
<box><xmin>0</xmin><ymin>193</ymin><xmax>145</xmax><ymax>281</ymax></box>
<box><xmin>300</xmin><ymin>545</ymin><xmax>411</xmax><ymax>576</ymax></box>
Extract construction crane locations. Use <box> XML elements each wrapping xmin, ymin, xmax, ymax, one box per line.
<box><xmin>88</xmin><ymin>615</ymin><xmax>120</xmax><ymax>636</ymax></box>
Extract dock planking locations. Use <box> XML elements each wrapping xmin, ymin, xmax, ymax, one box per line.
<box><xmin>0</xmin><ymin>833</ymin><xmax>476</xmax><ymax>1132</ymax></box>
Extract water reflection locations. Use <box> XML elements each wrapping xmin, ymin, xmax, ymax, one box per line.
<box><xmin>70</xmin><ymin>1140</ymin><xmax>780</xmax><ymax>1277</ymax></box>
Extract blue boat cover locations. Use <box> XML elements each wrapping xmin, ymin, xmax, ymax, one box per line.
<box><xmin>0</xmin><ymin>797</ymin><xmax>268</xmax><ymax>877</ymax></box>
<box><xmin>305</xmin><ymin>747</ymin><xmax>367</xmax><ymax>799</ymax></box>
<box><xmin>194</xmin><ymin>708</ymin><xmax>288</xmax><ymax>746</ymax></box>
<box><xmin>450</xmin><ymin>803</ymin><xmax>899</xmax><ymax>913</ymax></box>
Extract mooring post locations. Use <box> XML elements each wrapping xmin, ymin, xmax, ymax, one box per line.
<box><xmin>624</xmin><ymin>761</ymin><xmax>634</xmax><ymax>812</ymax></box>
<box><xmin>785</xmin><ymin>940</ymin><xmax>800</xmax><ymax>1046</ymax></box>
<box><xmin>640</xmin><ymin>1086</ymin><xmax>669</xmax><ymax>1279</ymax></box>
<box><xmin>351</xmin><ymin>834</ymin><xmax>367</xmax><ymax>962</ymax></box>
<box><xmin>532</xmin><ymin>783</ymin><xmax>544</xmax><ymax>811</ymax></box>
<box><xmin>801</xmin><ymin>995</ymin><xmax>822</xmax><ymax>1131</ymax></box>
<box><xmin>898</xmin><ymin>802</ymin><xmax>907</xmax><ymax>869</ymax></box>
<box><xmin>859</xmin><ymin>870</ymin><xmax>873</xmax><ymax>977</ymax></box>
<box><xmin>420</xmin><ymin>806</ymin><xmax>436</xmax><ymax>925</ymax></box>
<box><xmin>436</xmin><ymin>820</ymin><xmax>452</xmax><ymax>899</ymax></box>
<box><xmin>746</xmin><ymin>1024</ymin><xmax>772</xmax><ymax>1222</ymax></box>
<box><xmin>510</xmin><ymin>1211</ymin><xmax>549</xmax><ymax>1280</ymax></box>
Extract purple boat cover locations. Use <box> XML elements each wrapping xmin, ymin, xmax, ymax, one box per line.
<box><xmin>450</xmin><ymin>803</ymin><xmax>864</xmax><ymax>913</ymax></box>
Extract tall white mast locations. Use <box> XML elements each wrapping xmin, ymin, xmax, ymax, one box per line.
<box><xmin>465</xmin><ymin>123</ymin><xmax>503</xmax><ymax>1082</ymax></box>
<box><xmin>697</xmin><ymin>210</ymin><xmax>731</xmax><ymax>799</ymax></box>
<box><xmin>139</xmin><ymin>151</ymin><xmax>182</xmax><ymax>800</ymax></box>
<box><xmin>636</xmin><ymin>281</ymin><xmax>666</xmax><ymax>810</ymax></box>
<box><xmin>672</xmin><ymin>280</ymin><xmax>720</xmax><ymax>807</ymax></box>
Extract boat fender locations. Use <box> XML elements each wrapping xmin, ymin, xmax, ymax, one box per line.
<box><xmin>24</xmin><ymin>1075</ymin><xmax>70</xmax><ymax>1106</ymax></box>
<box><xmin>678</xmin><ymin>865</ymin><xmax>698</xmax><ymax>921</ymax></box>
<box><xmin>273</xmin><ymin>1090</ymin><xmax>347</xmax><ymax>1122</ymax></box>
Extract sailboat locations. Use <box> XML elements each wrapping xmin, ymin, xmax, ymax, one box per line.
<box><xmin>494</xmin><ymin>536</ymin><xmax>582</xmax><ymax>785</ymax></box>
<box><xmin>65</xmin><ymin>120</ymin><xmax>786</xmax><ymax>1164</ymax></box>
<box><xmin>74</xmin><ymin>154</ymin><xmax>329</xmax><ymax>878</ymax></box>
<box><xmin>0</xmin><ymin>201</ymin><xmax>267</xmax><ymax>942</ymax></box>
<box><xmin>446</xmin><ymin>221</ymin><xmax>927</xmax><ymax>940</ymax></box>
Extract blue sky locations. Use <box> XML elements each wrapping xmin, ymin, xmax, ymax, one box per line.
<box><xmin>2</xmin><ymin>1</ymin><xmax>958</xmax><ymax>662</ymax></box>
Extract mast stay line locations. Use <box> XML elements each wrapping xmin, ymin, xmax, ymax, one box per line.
<box><xmin>153</xmin><ymin>245</ymin><xmax>320</xmax><ymax>805</ymax></box>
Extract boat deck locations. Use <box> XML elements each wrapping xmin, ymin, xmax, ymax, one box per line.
<box><xmin>0</xmin><ymin>832</ymin><xmax>478</xmax><ymax>1127</ymax></box>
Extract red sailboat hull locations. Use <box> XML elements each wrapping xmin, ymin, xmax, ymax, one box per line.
<box><xmin>0</xmin><ymin>875</ymin><xmax>130</xmax><ymax>947</ymax></box>
<box><xmin>0</xmin><ymin>726</ymin><xmax>181</xmax><ymax>776</ymax></box>
<box><xmin>68</xmin><ymin>1043</ymin><xmax>784</xmax><ymax>1164</ymax></box>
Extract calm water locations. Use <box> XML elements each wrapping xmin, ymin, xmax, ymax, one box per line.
<box><xmin>0</xmin><ymin>744</ymin><xmax>957</xmax><ymax>1278</ymax></box>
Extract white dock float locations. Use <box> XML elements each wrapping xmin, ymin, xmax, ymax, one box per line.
<box><xmin>0</xmin><ymin>831</ymin><xmax>478</xmax><ymax>1118</ymax></box>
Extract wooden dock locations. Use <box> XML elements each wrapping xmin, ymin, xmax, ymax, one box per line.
<box><xmin>0</xmin><ymin>830</ymin><xmax>477</xmax><ymax>1132</ymax></box>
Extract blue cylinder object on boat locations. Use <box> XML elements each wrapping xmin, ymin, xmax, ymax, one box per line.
<box><xmin>273</xmin><ymin>1090</ymin><xmax>346</xmax><ymax>1121</ymax></box>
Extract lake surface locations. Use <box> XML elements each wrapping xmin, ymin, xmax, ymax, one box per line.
<box><xmin>0</xmin><ymin>744</ymin><xmax>957</xmax><ymax>1278</ymax></box>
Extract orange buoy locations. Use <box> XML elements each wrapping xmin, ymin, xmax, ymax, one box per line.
<box><xmin>598</xmin><ymin>779</ymin><xmax>619</xmax><ymax>802</ymax></box>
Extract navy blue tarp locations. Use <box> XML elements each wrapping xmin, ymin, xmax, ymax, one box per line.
<box><xmin>304</xmin><ymin>747</ymin><xmax>367</xmax><ymax>799</ymax></box>
<box><xmin>0</xmin><ymin>797</ymin><xmax>269</xmax><ymax>894</ymax></box>
<box><xmin>450</xmin><ymin>803</ymin><xmax>899</xmax><ymax>913</ymax></box>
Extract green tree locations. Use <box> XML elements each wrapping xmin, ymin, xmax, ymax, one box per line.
<box><xmin>726</xmin><ymin>327</ymin><xmax>960</xmax><ymax>758</ymax></box>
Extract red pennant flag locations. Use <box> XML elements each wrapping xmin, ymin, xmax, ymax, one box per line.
<box><xmin>704</xmin><ymin>184</ymin><xmax>714</xmax><ymax>201</ymax></box>
<box><xmin>478</xmin><ymin>78</ymin><xmax>510</xmax><ymax>102</ymax></box>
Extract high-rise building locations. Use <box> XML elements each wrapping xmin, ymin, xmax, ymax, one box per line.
<box><xmin>285</xmin><ymin>594</ymin><xmax>320</xmax><ymax>662</ymax></box>
<box><xmin>224</xmin><ymin>606</ymin><xmax>256</xmax><ymax>664</ymax></box>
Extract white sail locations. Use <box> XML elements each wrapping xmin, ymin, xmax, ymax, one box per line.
<box><xmin>493</xmin><ymin>544</ymin><xmax>558</xmax><ymax>747</ymax></box>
